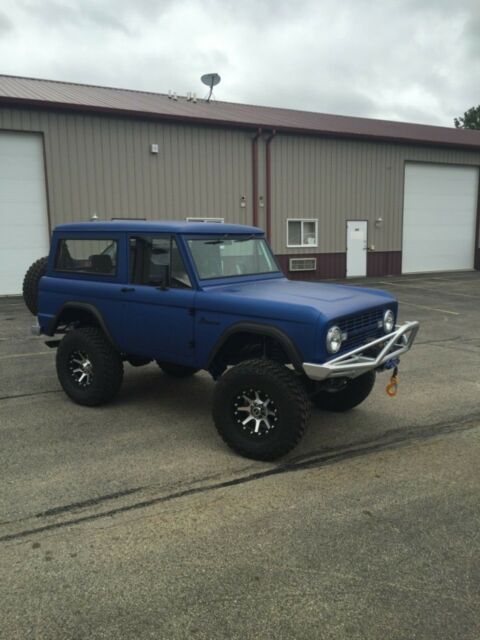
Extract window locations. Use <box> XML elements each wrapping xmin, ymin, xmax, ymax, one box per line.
<box><xmin>287</xmin><ymin>219</ymin><xmax>318</xmax><ymax>248</ymax></box>
<box><xmin>55</xmin><ymin>239</ymin><xmax>117</xmax><ymax>275</ymax></box>
<box><xmin>130</xmin><ymin>236</ymin><xmax>192</xmax><ymax>289</ymax></box>
<box><xmin>187</xmin><ymin>236</ymin><xmax>279</xmax><ymax>279</ymax></box>
<box><xmin>186</xmin><ymin>217</ymin><xmax>224</xmax><ymax>223</ymax></box>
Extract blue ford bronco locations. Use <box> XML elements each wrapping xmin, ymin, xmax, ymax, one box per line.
<box><xmin>27</xmin><ymin>221</ymin><xmax>419</xmax><ymax>460</ymax></box>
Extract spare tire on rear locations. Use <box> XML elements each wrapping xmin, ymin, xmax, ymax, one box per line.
<box><xmin>22</xmin><ymin>257</ymin><xmax>48</xmax><ymax>315</ymax></box>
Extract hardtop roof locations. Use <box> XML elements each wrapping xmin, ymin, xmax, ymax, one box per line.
<box><xmin>53</xmin><ymin>220</ymin><xmax>264</xmax><ymax>235</ymax></box>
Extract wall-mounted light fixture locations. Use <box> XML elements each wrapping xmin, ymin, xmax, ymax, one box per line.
<box><xmin>150</xmin><ymin>143</ymin><xmax>159</xmax><ymax>154</ymax></box>
<box><xmin>240</xmin><ymin>196</ymin><xmax>246</xmax><ymax>208</ymax></box>
<box><xmin>375</xmin><ymin>217</ymin><xmax>383</xmax><ymax>228</ymax></box>
<box><xmin>259</xmin><ymin>196</ymin><xmax>265</xmax><ymax>208</ymax></box>
<box><xmin>90</xmin><ymin>212</ymin><xmax>99</xmax><ymax>221</ymax></box>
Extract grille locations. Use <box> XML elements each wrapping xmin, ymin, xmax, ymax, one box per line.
<box><xmin>337</xmin><ymin>307</ymin><xmax>385</xmax><ymax>352</ymax></box>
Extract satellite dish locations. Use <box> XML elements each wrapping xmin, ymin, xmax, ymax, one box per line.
<box><xmin>201</xmin><ymin>73</ymin><xmax>221</xmax><ymax>102</ymax></box>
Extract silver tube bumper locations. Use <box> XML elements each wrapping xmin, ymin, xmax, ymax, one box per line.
<box><xmin>31</xmin><ymin>321</ymin><xmax>41</xmax><ymax>336</ymax></box>
<box><xmin>303</xmin><ymin>320</ymin><xmax>420</xmax><ymax>381</ymax></box>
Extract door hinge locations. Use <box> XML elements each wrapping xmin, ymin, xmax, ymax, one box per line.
<box><xmin>188</xmin><ymin>340</ymin><xmax>196</xmax><ymax>349</ymax></box>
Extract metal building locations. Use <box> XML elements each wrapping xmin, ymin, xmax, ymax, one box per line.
<box><xmin>1</xmin><ymin>74</ymin><xmax>480</xmax><ymax>295</ymax></box>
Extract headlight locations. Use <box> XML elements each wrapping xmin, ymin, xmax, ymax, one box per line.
<box><xmin>326</xmin><ymin>325</ymin><xmax>343</xmax><ymax>354</ymax></box>
<box><xmin>383</xmin><ymin>309</ymin><xmax>395</xmax><ymax>333</ymax></box>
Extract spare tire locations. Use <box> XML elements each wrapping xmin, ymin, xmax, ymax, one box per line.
<box><xmin>22</xmin><ymin>257</ymin><xmax>48</xmax><ymax>315</ymax></box>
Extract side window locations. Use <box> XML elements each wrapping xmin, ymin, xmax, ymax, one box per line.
<box><xmin>130</xmin><ymin>236</ymin><xmax>192</xmax><ymax>289</ymax></box>
<box><xmin>55</xmin><ymin>239</ymin><xmax>117</xmax><ymax>275</ymax></box>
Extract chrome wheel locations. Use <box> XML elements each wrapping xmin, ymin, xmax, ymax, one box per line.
<box><xmin>233</xmin><ymin>388</ymin><xmax>279</xmax><ymax>437</ymax></box>
<box><xmin>68</xmin><ymin>350</ymin><xmax>94</xmax><ymax>388</ymax></box>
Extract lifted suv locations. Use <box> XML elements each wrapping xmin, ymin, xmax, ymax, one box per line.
<box><xmin>30</xmin><ymin>221</ymin><xmax>419</xmax><ymax>460</ymax></box>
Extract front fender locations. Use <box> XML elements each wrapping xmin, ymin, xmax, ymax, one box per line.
<box><xmin>206</xmin><ymin>322</ymin><xmax>305</xmax><ymax>372</ymax></box>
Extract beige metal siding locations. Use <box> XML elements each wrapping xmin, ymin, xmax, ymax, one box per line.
<box><xmin>269</xmin><ymin>134</ymin><xmax>480</xmax><ymax>254</ymax></box>
<box><xmin>1</xmin><ymin>104</ymin><xmax>479</xmax><ymax>259</ymax></box>
<box><xmin>0</xmin><ymin>106</ymin><xmax>253</xmax><ymax>229</ymax></box>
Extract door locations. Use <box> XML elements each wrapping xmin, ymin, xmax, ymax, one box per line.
<box><xmin>402</xmin><ymin>163</ymin><xmax>479</xmax><ymax>273</ymax></box>
<box><xmin>120</xmin><ymin>235</ymin><xmax>196</xmax><ymax>364</ymax></box>
<box><xmin>0</xmin><ymin>132</ymin><xmax>50</xmax><ymax>295</ymax></box>
<box><xmin>346</xmin><ymin>221</ymin><xmax>367</xmax><ymax>277</ymax></box>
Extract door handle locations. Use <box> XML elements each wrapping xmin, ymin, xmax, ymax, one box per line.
<box><xmin>120</xmin><ymin>287</ymin><xmax>135</xmax><ymax>293</ymax></box>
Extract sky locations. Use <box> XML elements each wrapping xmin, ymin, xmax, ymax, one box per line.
<box><xmin>0</xmin><ymin>0</ymin><xmax>478</xmax><ymax>126</ymax></box>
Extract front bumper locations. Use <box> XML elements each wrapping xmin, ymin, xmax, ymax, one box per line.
<box><xmin>303</xmin><ymin>320</ymin><xmax>419</xmax><ymax>381</ymax></box>
<box><xmin>31</xmin><ymin>320</ymin><xmax>41</xmax><ymax>336</ymax></box>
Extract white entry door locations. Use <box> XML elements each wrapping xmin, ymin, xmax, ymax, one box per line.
<box><xmin>346</xmin><ymin>220</ymin><xmax>367</xmax><ymax>277</ymax></box>
<box><xmin>0</xmin><ymin>132</ymin><xmax>50</xmax><ymax>295</ymax></box>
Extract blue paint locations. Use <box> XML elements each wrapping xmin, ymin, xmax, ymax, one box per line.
<box><xmin>38</xmin><ymin>222</ymin><xmax>398</xmax><ymax>369</ymax></box>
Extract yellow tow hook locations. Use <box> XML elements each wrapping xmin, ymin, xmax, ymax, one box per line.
<box><xmin>386</xmin><ymin>366</ymin><xmax>399</xmax><ymax>397</ymax></box>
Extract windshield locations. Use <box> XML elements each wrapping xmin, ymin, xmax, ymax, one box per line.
<box><xmin>187</xmin><ymin>236</ymin><xmax>279</xmax><ymax>279</ymax></box>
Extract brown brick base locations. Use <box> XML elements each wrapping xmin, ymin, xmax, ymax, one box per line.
<box><xmin>276</xmin><ymin>251</ymin><xmax>402</xmax><ymax>280</ymax></box>
<box><xmin>275</xmin><ymin>253</ymin><xmax>346</xmax><ymax>280</ymax></box>
<box><xmin>367</xmin><ymin>251</ymin><xmax>402</xmax><ymax>277</ymax></box>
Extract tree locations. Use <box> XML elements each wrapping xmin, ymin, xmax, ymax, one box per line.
<box><xmin>454</xmin><ymin>106</ymin><xmax>480</xmax><ymax>130</ymax></box>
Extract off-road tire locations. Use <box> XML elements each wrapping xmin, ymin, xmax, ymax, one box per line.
<box><xmin>157</xmin><ymin>361</ymin><xmax>199</xmax><ymax>377</ymax></box>
<box><xmin>56</xmin><ymin>327</ymin><xmax>124</xmax><ymax>407</ymax></box>
<box><xmin>312</xmin><ymin>371</ymin><xmax>375</xmax><ymax>412</ymax></box>
<box><xmin>213</xmin><ymin>359</ymin><xmax>311</xmax><ymax>461</ymax></box>
<box><xmin>127</xmin><ymin>356</ymin><xmax>152</xmax><ymax>367</ymax></box>
<box><xmin>22</xmin><ymin>256</ymin><xmax>48</xmax><ymax>315</ymax></box>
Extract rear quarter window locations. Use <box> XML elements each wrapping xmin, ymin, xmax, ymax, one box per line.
<box><xmin>55</xmin><ymin>239</ymin><xmax>117</xmax><ymax>276</ymax></box>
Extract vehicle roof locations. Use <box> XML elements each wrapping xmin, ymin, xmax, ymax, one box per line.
<box><xmin>53</xmin><ymin>221</ymin><xmax>264</xmax><ymax>235</ymax></box>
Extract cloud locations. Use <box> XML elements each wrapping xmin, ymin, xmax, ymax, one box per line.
<box><xmin>0</xmin><ymin>0</ymin><xmax>478</xmax><ymax>126</ymax></box>
<box><xmin>0</xmin><ymin>10</ymin><xmax>13</xmax><ymax>33</ymax></box>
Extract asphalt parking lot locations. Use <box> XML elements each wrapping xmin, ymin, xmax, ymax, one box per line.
<box><xmin>1</xmin><ymin>271</ymin><xmax>480</xmax><ymax>640</ymax></box>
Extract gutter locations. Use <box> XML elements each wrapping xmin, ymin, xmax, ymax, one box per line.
<box><xmin>265</xmin><ymin>129</ymin><xmax>276</xmax><ymax>241</ymax></box>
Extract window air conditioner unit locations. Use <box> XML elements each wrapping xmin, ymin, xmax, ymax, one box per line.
<box><xmin>289</xmin><ymin>258</ymin><xmax>317</xmax><ymax>272</ymax></box>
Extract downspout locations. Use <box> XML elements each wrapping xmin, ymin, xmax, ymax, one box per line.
<box><xmin>251</xmin><ymin>127</ymin><xmax>262</xmax><ymax>226</ymax></box>
<box><xmin>265</xmin><ymin>129</ymin><xmax>277</xmax><ymax>241</ymax></box>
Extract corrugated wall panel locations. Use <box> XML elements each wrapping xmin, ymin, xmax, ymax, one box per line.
<box><xmin>0</xmin><ymin>106</ymin><xmax>253</xmax><ymax>228</ymax></box>
<box><xmin>1</xmin><ymin>104</ymin><xmax>479</xmax><ymax>256</ymax></box>
<box><xmin>269</xmin><ymin>134</ymin><xmax>480</xmax><ymax>254</ymax></box>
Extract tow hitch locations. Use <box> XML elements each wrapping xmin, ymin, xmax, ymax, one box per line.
<box><xmin>386</xmin><ymin>365</ymin><xmax>399</xmax><ymax>397</ymax></box>
<box><xmin>380</xmin><ymin>358</ymin><xmax>400</xmax><ymax>397</ymax></box>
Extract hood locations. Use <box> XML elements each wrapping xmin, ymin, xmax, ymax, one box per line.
<box><xmin>202</xmin><ymin>277</ymin><xmax>397</xmax><ymax>322</ymax></box>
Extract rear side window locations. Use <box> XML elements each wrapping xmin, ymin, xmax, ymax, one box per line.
<box><xmin>55</xmin><ymin>239</ymin><xmax>117</xmax><ymax>276</ymax></box>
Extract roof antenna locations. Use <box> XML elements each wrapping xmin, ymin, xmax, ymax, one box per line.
<box><xmin>201</xmin><ymin>73</ymin><xmax>221</xmax><ymax>102</ymax></box>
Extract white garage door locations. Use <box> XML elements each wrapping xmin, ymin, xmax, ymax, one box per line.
<box><xmin>402</xmin><ymin>163</ymin><xmax>479</xmax><ymax>274</ymax></box>
<box><xmin>0</xmin><ymin>132</ymin><xmax>50</xmax><ymax>295</ymax></box>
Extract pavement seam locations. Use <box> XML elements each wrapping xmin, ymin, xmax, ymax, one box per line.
<box><xmin>1</xmin><ymin>413</ymin><xmax>479</xmax><ymax>544</ymax></box>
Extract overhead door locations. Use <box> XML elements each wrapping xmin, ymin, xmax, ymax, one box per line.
<box><xmin>0</xmin><ymin>132</ymin><xmax>50</xmax><ymax>295</ymax></box>
<box><xmin>402</xmin><ymin>163</ymin><xmax>479</xmax><ymax>274</ymax></box>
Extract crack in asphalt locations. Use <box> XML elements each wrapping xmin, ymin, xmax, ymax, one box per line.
<box><xmin>1</xmin><ymin>413</ymin><xmax>479</xmax><ymax>544</ymax></box>
<box><xmin>35</xmin><ymin>486</ymin><xmax>145</xmax><ymax>518</ymax></box>
<box><xmin>0</xmin><ymin>389</ymin><xmax>60</xmax><ymax>402</ymax></box>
